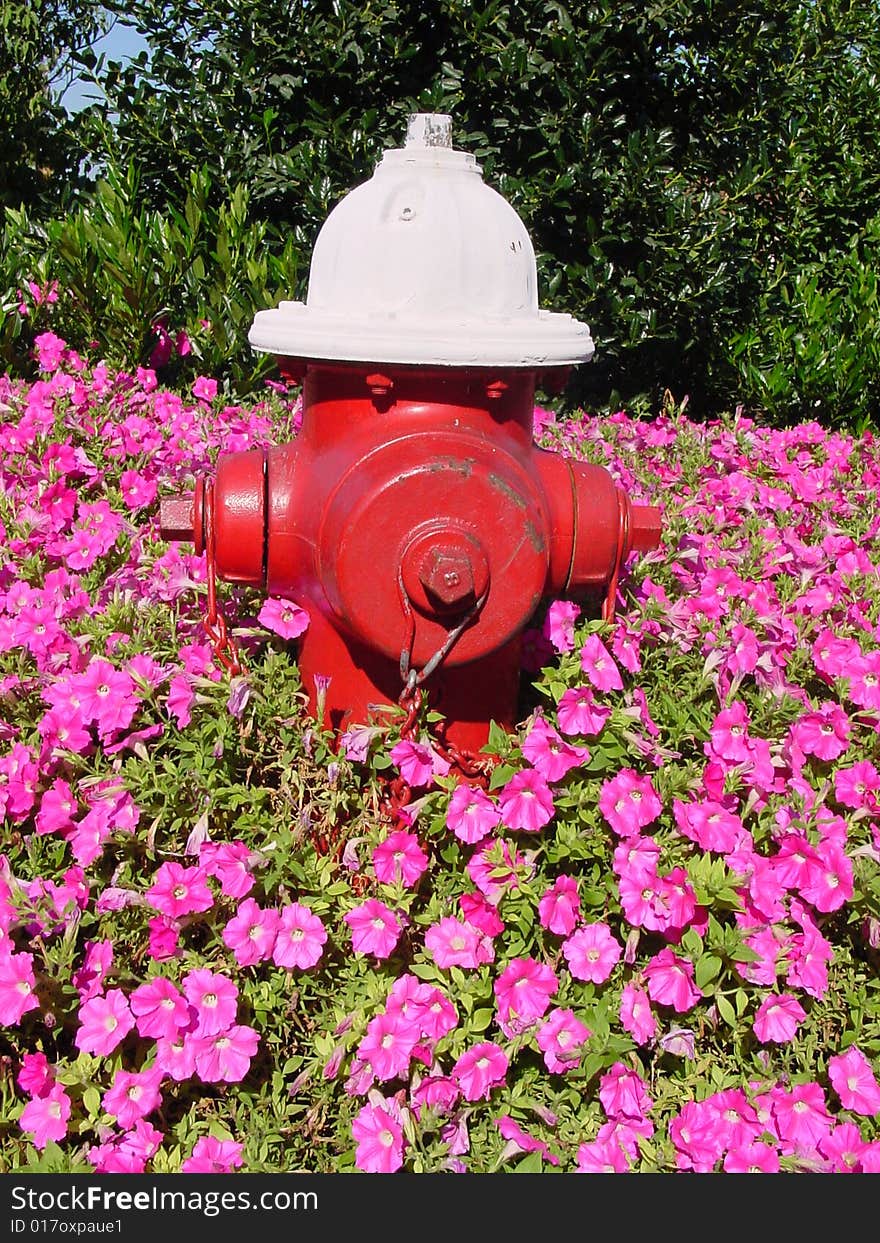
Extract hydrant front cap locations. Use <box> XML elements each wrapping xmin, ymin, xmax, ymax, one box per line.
<box><xmin>249</xmin><ymin>113</ymin><xmax>596</xmax><ymax>368</ymax></box>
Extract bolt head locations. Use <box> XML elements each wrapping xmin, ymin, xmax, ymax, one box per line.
<box><xmin>418</xmin><ymin>548</ymin><xmax>476</xmax><ymax>611</ymax></box>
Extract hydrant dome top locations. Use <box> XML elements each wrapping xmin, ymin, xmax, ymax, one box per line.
<box><xmin>248</xmin><ymin>113</ymin><xmax>596</xmax><ymax>369</ymax></box>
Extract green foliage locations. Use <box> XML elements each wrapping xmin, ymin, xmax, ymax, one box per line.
<box><xmin>0</xmin><ymin>2</ymin><xmax>103</xmax><ymax>212</ymax></box>
<box><xmin>51</xmin><ymin>0</ymin><xmax>880</xmax><ymax>426</ymax></box>
<box><xmin>0</xmin><ymin>160</ymin><xmax>299</xmax><ymax>391</ymax></box>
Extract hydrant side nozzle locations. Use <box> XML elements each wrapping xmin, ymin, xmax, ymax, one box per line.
<box><xmin>629</xmin><ymin>503</ymin><xmax>664</xmax><ymax>554</ymax></box>
<box><xmin>158</xmin><ymin>475</ymin><xmax>206</xmax><ymax>554</ymax></box>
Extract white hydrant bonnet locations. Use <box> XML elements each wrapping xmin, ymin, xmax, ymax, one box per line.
<box><xmin>249</xmin><ymin>113</ymin><xmax>596</xmax><ymax>368</ymax></box>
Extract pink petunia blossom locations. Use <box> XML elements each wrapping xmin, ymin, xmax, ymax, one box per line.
<box><xmin>272</xmin><ymin>903</ymin><xmax>327</xmax><ymax>970</ymax></box>
<box><xmin>199</xmin><ymin>841</ymin><xmax>256</xmax><ymax>899</ymax></box>
<box><xmin>643</xmin><ymin>948</ymin><xmax>703</xmax><ymax>1013</ymax></box>
<box><xmin>752</xmin><ymin>993</ymin><xmax>807</xmax><ymax>1044</ymax></box>
<box><xmin>556</xmin><ymin>686</ymin><xmax>611</xmax><ymax>737</ymax></box>
<box><xmin>390</xmin><ymin>739</ymin><xmax>451</xmax><ymax>788</ymax></box>
<box><xmin>619</xmin><ymin>984</ymin><xmax>657</xmax><ymax>1046</ymax></box>
<box><xmin>598</xmin><ymin>767</ymin><xmax>662</xmax><ymax>836</ymax></box>
<box><xmin>599</xmin><ymin>1062</ymin><xmax>652</xmax><ymax>1120</ymax></box>
<box><xmin>222</xmin><ymin>898</ymin><xmax>279</xmax><ymax>967</ymax></box>
<box><xmin>771</xmin><ymin>1081</ymin><xmax>834</xmax><ymax>1155</ymax></box>
<box><xmin>521</xmin><ymin>716</ymin><xmax>589</xmax><ymax>782</ymax></box>
<box><xmin>102</xmin><ymin>1067</ymin><xmax>164</xmax><ymax>1130</ymax></box>
<box><xmin>146</xmin><ymin>861</ymin><xmax>214</xmax><ymax>918</ymax></box>
<box><xmin>827</xmin><ymin>1046</ymin><xmax>880</xmax><ymax>1115</ymax></box>
<box><xmin>356</xmin><ymin>1011</ymin><xmax>420</xmax><ymax>1082</ymax></box>
<box><xmin>372</xmin><ymin>829</ymin><xmax>429</xmax><ymax>888</ymax></box>
<box><xmin>496</xmin><ymin>1114</ymin><xmax>560</xmax><ymax>1166</ymax></box>
<box><xmin>425</xmin><ymin>916</ymin><xmax>494</xmax><ymax>970</ymax></box>
<box><xmin>709</xmin><ymin>701</ymin><xmax>751</xmax><ymax>762</ymax></box>
<box><xmin>75</xmin><ymin>989</ymin><xmax>135</xmax><ymax>1056</ymax></box>
<box><xmin>538</xmin><ymin>874</ymin><xmax>581</xmax><ymax>936</ymax></box>
<box><xmin>465</xmin><ymin>838</ymin><xmax>530</xmax><ymax>902</ymax></box>
<box><xmin>0</xmin><ymin>952</ymin><xmax>40</xmax><ymax>1025</ymax></box>
<box><xmin>130</xmin><ymin>977</ymin><xmax>190</xmax><ymax>1041</ymax></box>
<box><xmin>451</xmin><ymin>1041</ymin><xmax>509</xmax><ymax>1101</ymax></box>
<box><xmin>494</xmin><ymin>957</ymin><xmax>558</xmax><ymax>1034</ymax></box>
<box><xmin>344</xmin><ymin>899</ymin><xmax>402</xmax><ymax>960</ymax></box>
<box><xmin>352</xmin><ymin>1099</ymin><xmax>406</xmax><ymax>1173</ymax></box>
<box><xmin>257</xmin><ymin>597</ymin><xmax>310</xmax><ymax>641</ymax></box>
<box><xmin>579</xmin><ymin>633</ymin><xmax>624</xmax><ymax>692</ymax></box>
<box><xmin>543</xmin><ymin>599</ymin><xmax>580</xmax><ymax>654</ymax></box>
<box><xmin>19</xmin><ymin>1082</ymin><xmax>72</xmax><ymax>1149</ymax></box>
<box><xmin>17</xmin><ymin>1052</ymin><xmax>53</xmax><ymax>1098</ymax></box>
<box><xmin>192</xmin><ymin>1024</ymin><xmax>259</xmax><ymax>1083</ymax></box>
<box><xmin>445</xmin><ymin>783</ymin><xmax>501</xmax><ymax>843</ymax></box>
<box><xmin>181</xmin><ymin>1136</ymin><xmax>245</xmax><ymax>1173</ymax></box>
<box><xmin>183</xmin><ymin>969</ymin><xmax>238</xmax><ymax>1036</ymax></box>
<box><xmin>723</xmin><ymin>1141</ymin><xmax>781</xmax><ymax>1173</ymax></box>
<box><xmin>535</xmin><ymin>1007</ymin><xmax>591</xmax><ymax>1073</ymax></box>
<box><xmin>497</xmin><ymin>768</ymin><xmax>555</xmax><ymax>832</ymax></box>
<box><xmin>562</xmin><ymin>923</ymin><xmax>622</xmax><ymax>984</ymax></box>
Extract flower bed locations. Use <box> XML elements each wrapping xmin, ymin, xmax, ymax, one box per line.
<box><xmin>1</xmin><ymin>333</ymin><xmax>879</xmax><ymax>1173</ymax></box>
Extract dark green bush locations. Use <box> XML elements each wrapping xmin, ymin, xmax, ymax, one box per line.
<box><xmin>0</xmin><ymin>160</ymin><xmax>299</xmax><ymax>391</ymax></box>
<box><xmin>4</xmin><ymin>1</ymin><xmax>880</xmax><ymax>424</ymax></box>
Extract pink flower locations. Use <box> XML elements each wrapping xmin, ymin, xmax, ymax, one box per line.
<box><xmin>192</xmin><ymin>375</ymin><xmax>218</xmax><ymax>403</ymax></box>
<box><xmin>709</xmin><ymin>701</ymin><xmax>751</xmax><ymax>762</ymax></box>
<box><xmin>19</xmin><ymin>1083</ymin><xmax>71</xmax><ymax>1149</ymax></box>
<box><xmin>643</xmin><ymin>949</ymin><xmax>703</xmax><ymax>1013</ymax></box>
<box><xmin>562</xmin><ymin>923</ymin><xmax>622</xmax><ymax>984</ymax></box>
<box><xmin>199</xmin><ymin>841</ymin><xmax>256</xmax><ymax>899</ymax></box>
<box><xmin>352</xmin><ymin>1099</ymin><xmax>406</xmax><ymax>1173</ymax></box>
<box><xmin>0</xmin><ymin>952</ymin><xmax>40</xmax><ymax>1025</ymax></box>
<box><xmin>673</xmin><ymin>798</ymin><xmax>742</xmax><ymax>853</ymax></box>
<box><xmin>521</xmin><ymin>716</ymin><xmax>588</xmax><ymax>781</ymax></box>
<box><xmin>788</xmin><ymin>702</ymin><xmax>851</xmax><ymax>762</ymax></box>
<box><xmin>130</xmin><ymin>977</ymin><xmax>190</xmax><ymax>1041</ymax></box>
<box><xmin>445</xmin><ymin>782</ymin><xmax>501</xmax><ymax>843</ymax></box>
<box><xmin>257</xmin><ymin>597</ymin><xmax>310</xmax><ymax>640</ymax></box>
<box><xmin>147</xmin><ymin>916</ymin><xmax>180</xmax><ymax>961</ymax></box>
<box><xmin>798</xmin><ymin>838</ymin><xmax>853</xmax><ymax>912</ymax></box>
<box><xmin>834</xmin><ymin>759</ymin><xmax>880</xmax><ymax>810</ymax></box>
<box><xmin>390</xmin><ymin>739</ymin><xmax>450</xmax><ymax>787</ymax></box>
<box><xmin>372</xmin><ymin>829</ymin><xmax>429</xmax><ymax>888</ymax></box>
<box><xmin>425</xmin><ymin>917</ymin><xmax>494</xmax><ymax>970</ymax></box>
<box><xmin>34</xmin><ymin>331</ymin><xmax>66</xmax><ymax>371</ymax></box>
<box><xmin>465</xmin><ymin>838</ymin><xmax>531</xmax><ymax>901</ymax></box>
<box><xmin>543</xmin><ymin>599</ymin><xmax>580</xmax><ymax>653</ymax></box>
<box><xmin>579</xmin><ymin>633</ymin><xmax>624</xmax><ymax>691</ymax></box>
<box><xmin>146</xmin><ymin>861</ymin><xmax>214</xmax><ymax>918</ymax></box>
<box><xmin>576</xmin><ymin>1135</ymin><xmax>631</xmax><ymax>1173</ymax></box>
<box><xmin>181</xmin><ymin>1136</ymin><xmax>245</xmax><ymax>1173</ymax></box>
<box><xmin>72</xmin><ymin>940</ymin><xmax>113</xmax><ymax>1003</ymax></box>
<box><xmin>819</xmin><ymin>1122</ymin><xmax>872</xmax><ymax>1172</ymax></box>
<box><xmin>536</xmin><ymin>1008</ymin><xmax>591</xmax><ymax>1072</ymax></box>
<box><xmin>357</xmin><ymin>1011</ymin><xmax>420</xmax><ymax>1081</ymax></box>
<box><xmin>17</xmin><ymin>1052</ymin><xmax>53</xmax><ymax>1098</ymax></box>
<box><xmin>599</xmin><ymin>767</ymin><xmax>662</xmax><ymax>835</ymax></box>
<box><xmin>556</xmin><ymin>686</ymin><xmax>611</xmax><ymax>737</ymax></box>
<box><xmin>452</xmin><ymin>1041</ymin><xmax>509</xmax><ymax>1101</ymax></box>
<box><xmin>771</xmin><ymin>1081</ymin><xmax>833</xmax><ymax>1154</ymax></box>
<box><xmin>119</xmin><ymin>469</ymin><xmax>158</xmax><ymax>511</ymax></box>
<box><xmin>753</xmin><ymin>993</ymin><xmax>807</xmax><ymax>1044</ymax></box>
<box><xmin>496</xmin><ymin>1114</ymin><xmax>560</xmax><ymax>1166</ymax></box>
<box><xmin>183</xmin><ymin>969</ymin><xmax>238</xmax><ymax>1036</ymax></box>
<box><xmin>498</xmin><ymin>768</ymin><xmax>555</xmax><ymax>832</ymax></box>
<box><xmin>193</xmin><ymin>1024</ymin><xmax>259</xmax><ymax>1083</ymax></box>
<box><xmin>75</xmin><ymin>989</ymin><xmax>135</xmax><ymax>1056</ymax></box>
<box><xmin>827</xmin><ymin>1046</ymin><xmax>880</xmax><ymax>1115</ymax></box>
<box><xmin>538</xmin><ymin>875</ymin><xmax>581</xmax><ymax>936</ymax></box>
<box><xmin>723</xmin><ymin>1141</ymin><xmax>781</xmax><ymax>1173</ymax></box>
<box><xmin>272</xmin><ymin>903</ymin><xmax>327</xmax><ymax>970</ymax></box>
<box><xmin>102</xmin><ymin>1067</ymin><xmax>163</xmax><ymax>1130</ymax></box>
<box><xmin>599</xmin><ymin>1062</ymin><xmax>652</xmax><ymax>1120</ymax></box>
<box><xmin>494</xmin><ymin>957</ymin><xmax>558</xmax><ymax>1033</ymax></box>
<box><xmin>619</xmin><ymin>984</ymin><xmax>657</xmax><ymax>1046</ymax></box>
<box><xmin>222</xmin><ymin>898</ymin><xmax>279</xmax><ymax>966</ymax></box>
<box><xmin>344</xmin><ymin>899</ymin><xmax>402</xmax><ymax>959</ymax></box>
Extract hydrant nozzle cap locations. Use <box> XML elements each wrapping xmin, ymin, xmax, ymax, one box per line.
<box><xmin>248</xmin><ymin>113</ymin><xmax>595</xmax><ymax>369</ymax></box>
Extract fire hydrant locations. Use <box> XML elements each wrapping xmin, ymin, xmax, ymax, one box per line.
<box><xmin>160</xmin><ymin>113</ymin><xmax>662</xmax><ymax>754</ymax></box>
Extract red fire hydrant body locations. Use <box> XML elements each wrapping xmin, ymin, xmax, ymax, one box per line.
<box><xmin>160</xmin><ymin>114</ymin><xmax>661</xmax><ymax>753</ymax></box>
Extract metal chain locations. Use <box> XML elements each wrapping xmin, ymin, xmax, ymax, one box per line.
<box><xmin>380</xmin><ymin>569</ymin><xmax>495</xmax><ymax>824</ymax></box>
<box><xmin>202</xmin><ymin>480</ymin><xmax>244</xmax><ymax>677</ymax></box>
